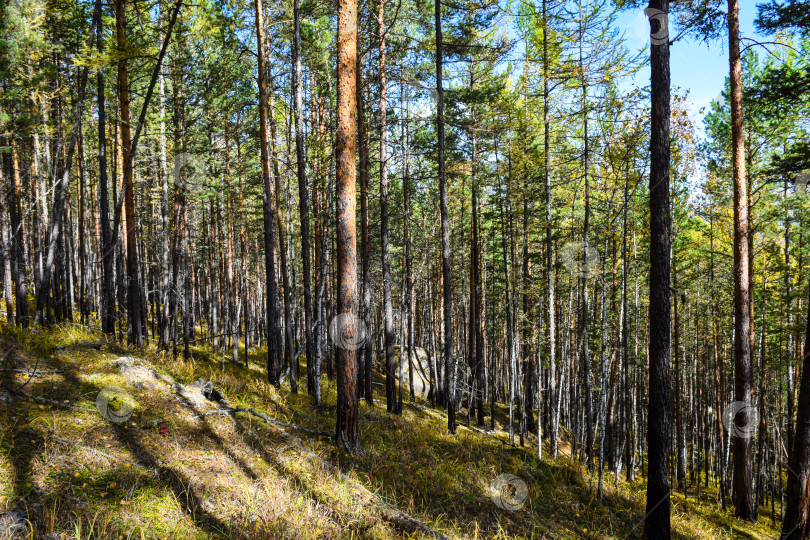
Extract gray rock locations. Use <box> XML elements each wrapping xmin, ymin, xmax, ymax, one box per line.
<box><xmin>0</xmin><ymin>510</ymin><xmax>27</xmax><ymax>538</ymax></box>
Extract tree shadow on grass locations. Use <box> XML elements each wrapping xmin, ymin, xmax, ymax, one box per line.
<box><xmin>229</xmin><ymin>416</ymin><xmax>356</xmax><ymax>531</ymax></box>
<box><xmin>1</xmin><ymin>347</ymin><xmax>46</xmax><ymax>518</ymax></box>
<box><xmin>174</xmin><ymin>394</ymin><xmax>259</xmax><ymax>481</ymax></box>
<box><xmin>0</xmin><ymin>347</ymin><xmax>238</xmax><ymax>538</ymax></box>
<box><xmin>110</xmin><ymin>421</ymin><xmax>240</xmax><ymax>537</ymax></box>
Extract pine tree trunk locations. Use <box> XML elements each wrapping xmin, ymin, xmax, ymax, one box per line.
<box><xmin>255</xmin><ymin>0</ymin><xmax>283</xmax><ymax>385</ymax></box>
<box><xmin>34</xmin><ymin>67</ymin><xmax>87</xmax><ymax>325</ymax></box>
<box><xmin>435</xmin><ymin>0</ymin><xmax>455</xmax><ymax>435</ymax></box>
<box><xmin>378</xmin><ymin>0</ymin><xmax>397</xmax><ymax>414</ymax></box>
<box><xmin>402</xmin><ymin>75</ymin><xmax>415</xmax><ymax>404</ymax></box>
<box><xmin>543</xmin><ymin>0</ymin><xmax>557</xmax><ymax>457</ymax></box>
<box><xmin>621</xmin><ymin>172</ymin><xmax>631</xmax><ymax>481</ymax></box>
<box><xmin>469</xmin><ymin>83</ymin><xmax>484</xmax><ymax>427</ymax></box>
<box><xmin>0</xmin><ymin>170</ymin><xmax>12</xmax><ymax>325</ymax></box>
<box><xmin>293</xmin><ymin>0</ymin><xmax>314</xmax><ymax>396</ymax></box>
<box><xmin>335</xmin><ymin>0</ymin><xmax>359</xmax><ymax>448</ymax></box>
<box><xmin>4</xmin><ymin>137</ymin><xmax>27</xmax><ymax>327</ymax></box>
<box><xmin>267</xmin><ymin>61</ymin><xmax>295</xmax><ymax>392</ymax></box>
<box><xmin>782</xmin><ymin>287</ymin><xmax>810</xmax><ymax>537</ymax></box>
<box><xmin>727</xmin><ymin>0</ymin><xmax>755</xmax><ymax>522</ymax></box>
<box><xmin>645</xmin><ymin>0</ymin><xmax>672</xmax><ymax>537</ymax></box>
<box><xmin>357</xmin><ymin>45</ymin><xmax>373</xmax><ymax>405</ymax></box>
<box><xmin>114</xmin><ymin>0</ymin><xmax>144</xmax><ymax>346</ymax></box>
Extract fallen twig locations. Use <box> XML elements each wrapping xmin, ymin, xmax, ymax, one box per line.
<box><xmin>189</xmin><ymin>407</ymin><xmax>331</xmax><ymax>438</ymax></box>
<box><xmin>4</xmin><ymin>386</ymin><xmax>97</xmax><ymax>413</ymax></box>
<box><xmin>52</xmin><ymin>436</ymin><xmax>152</xmax><ymax>471</ymax></box>
<box><xmin>80</xmin><ymin>446</ymin><xmax>151</xmax><ymax>469</ymax></box>
<box><xmin>0</xmin><ymin>368</ymin><xmax>65</xmax><ymax>376</ymax></box>
<box><xmin>54</xmin><ymin>341</ymin><xmax>114</xmax><ymax>353</ymax></box>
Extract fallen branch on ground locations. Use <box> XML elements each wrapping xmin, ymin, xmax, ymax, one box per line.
<box><xmin>4</xmin><ymin>386</ymin><xmax>97</xmax><ymax>413</ymax></box>
<box><xmin>189</xmin><ymin>407</ymin><xmax>331</xmax><ymax>438</ymax></box>
<box><xmin>52</xmin><ymin>436</ymin><xmax>153</xmax><ymax>471</ymax></box>
<box><xmin>54</xmin><ymin>341</ymin><xmax>114</xmax><ymax>353</ymax></box>
<box><xmin>80</xmin><ymin>446</ymin><xmax>152</xmax><ymax>470</ymax></box>
<box><xmin>0</xmin><ymin>368</ymin><xmax>65</xmax><ymax>376</ymax></box>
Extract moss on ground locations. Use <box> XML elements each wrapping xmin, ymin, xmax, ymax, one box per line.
<box><xmin>0</xmin><ymin>322</ymin><xmax>781</xmax><ymax>539</ymax></box>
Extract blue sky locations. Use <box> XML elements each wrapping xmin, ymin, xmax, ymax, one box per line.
<box><xmin>618</xmin><ymin>3</ymin><xmax>759</xmax><ymax>136</ymax></box>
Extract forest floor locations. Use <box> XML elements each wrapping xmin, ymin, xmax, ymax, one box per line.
<box><xmin>0</xmin><ymin>323</ymin><xmax>783</xmax><ymax>539</ymax></box>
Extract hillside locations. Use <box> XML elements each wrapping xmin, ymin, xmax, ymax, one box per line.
<box><xmin>0</xmin><ymin>325</ymin><xmax>780</xmax><ymax>539</ymax></box>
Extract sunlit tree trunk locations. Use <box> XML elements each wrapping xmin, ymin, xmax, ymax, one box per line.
<box><xmin>113</xmin><ymin>0</ymin><xmax>144</xmax><ymax>346</ymax></box>
<box><xmin>544</xmin><ymin>0</ymin><xmax>558</xmax><ymax>458</ymax></box>
<box><xmin>293</xmin><ymin>0</ymin><xmax>315</xmax><ymax>397</ymax></box>
<box><xmin>335</xmin><ymin>0</ymin><xmax>359</xmax><ymax>448</ymax></box>
<box><xmin>727</xmin><ymin>0</ymin><xmax>755</xmax><ymax>522</ymax></box>
<box><xmin>378</xmin><ymin>0</ymin><xmax>397</xmax><ymax>414</ymax></box>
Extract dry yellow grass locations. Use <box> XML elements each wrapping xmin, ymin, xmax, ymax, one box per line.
<box><xmin>0</xmin><ymin>322</ymin><xmax>782</xmax><ymax>539</ymax></box>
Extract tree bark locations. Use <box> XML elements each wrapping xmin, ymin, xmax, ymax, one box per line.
<box><xmin>782</xmin><ymin>271</ymin><xmax>810</xmax><ymax>537</ymax></box>
<box><xmin>293</xmin><ymin>0</ymin><xmax>315</xmax><ymax>397</ymax></box>
<box><xmin>435</xmin><ymin>0</ymin><xmax>455</xmax><ymax>435</ymax></box>
<box><xmin>0</xmin><ymin>167</ymin><xmax>12</xmax><ymax>325</ymax></box>
<box><xmin>33</xmin><ymin>67</ymin><xmax>88</xmax><ymax>325</ymax></box>
<box><xmin>335</xmin><ymin>0</ymin><xmax>359</xmax><ymax>449</ymax></box>
<box><xmin>113</xmin><ymin>0</ymin><xmax>144</xmax><ymax>346</ymax></box>
<box><xmin>254</xmin><ymin>0</ymin><xmax>283</xmax><ymax>385</ymax></box>
<box><xmin>378</xmin><ymin>0</ymin><xmax>397</xmax><ymax>414</ymax></box>
<box><xmin>727</xmin><ymin>0</ymin><xmax>755</xmax><ymax>522</ymax></box>
<box><xmin>4</xmin><ymin>136</ymin><xmax>27</xmax><ymax>327</ymax></box>
<box><xmin>267</xmin><ymin>61</ymin><xmax>295</xmax><ymax>393</ymax></box>
<box><xmin>357</xmin><ymin>41</ymin><xmax>373</xmax><ymax>405</ymax></box>
<box><xmin>543</xmin><ymin>0</ymin><xmax>558</xmax><ymax>458</ymax></box>
<box><xmin>644</xmin><ymin>0</ymin><xmax>672</xmax><ymax>537</ymax></box>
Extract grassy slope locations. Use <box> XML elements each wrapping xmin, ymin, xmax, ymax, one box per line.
<box><xmin>0</xmin><ymin>323</ymin><xmax>780</xmax><ymax>539</ymax></box>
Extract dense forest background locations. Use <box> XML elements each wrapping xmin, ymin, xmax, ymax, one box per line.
<box><xmin>2</xmin><ymin>0</ymin><xmax>810</xmax><ymax>536</ymax></box>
